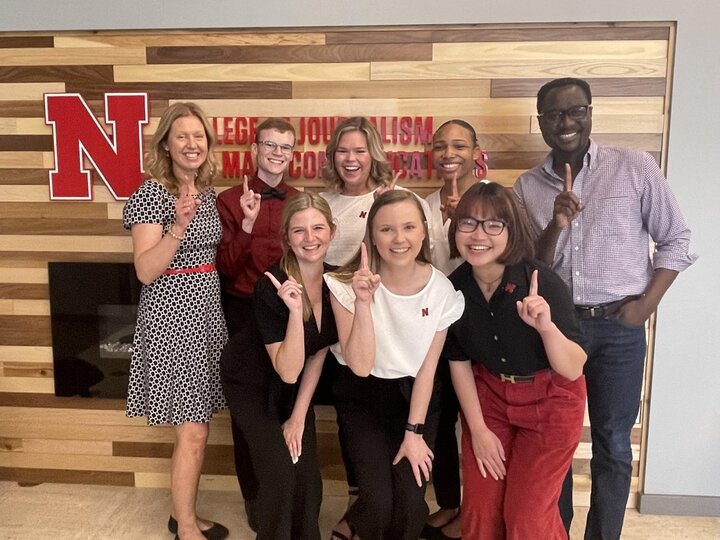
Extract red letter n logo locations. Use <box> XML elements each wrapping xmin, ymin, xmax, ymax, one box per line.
<box><xmin>421</xmin><ymin>307</ymin><xmax>429</xmax><ymax>317</ymax></box>
<box><xmin>44</xmin><ymin>93</ymin><xmax>148</xmax><ymax>200</ymax></box>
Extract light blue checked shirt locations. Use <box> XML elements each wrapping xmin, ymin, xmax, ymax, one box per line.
<box><xmin>513</xmin><ymin>139</ymin><xmax>697</xmax><ymax>305</ymax></box>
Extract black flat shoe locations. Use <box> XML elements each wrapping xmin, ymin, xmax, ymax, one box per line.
<box><xmin>168</xmin><ymin>515</ymin><xmax>178</xmax><ymax>534</ymax></box>
<box><xmin>168</xmin><ymin>516</ymin><xmax>229</xmax><ymax>540</ymax></box>
<box><xmin>428</xmin><ymin>529</ymin><xmax>461</xmax><ymax>540</ymax></box>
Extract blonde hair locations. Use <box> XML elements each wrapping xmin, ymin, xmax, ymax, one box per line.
<box><xmin>279</xmin><ymin>192</ymin><xmax>336</xmax><ymax>321</ymax></box>
<box><xmin>331</xmin><ymin>190</ymin><xmax>431</xmax><ymax>282</ymax></box>
<box><xmin>144</xmin><ymin>102</ymin><xmax>218</xmax><ymax>195</ymax></box>
<box><xmin>322</xmin><ymin>116</ymin><xmax>393</xmax><ymax>192</ymax></box>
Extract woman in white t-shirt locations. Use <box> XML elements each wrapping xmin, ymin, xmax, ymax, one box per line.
<box><xmin>325</xmin><ymin>190</ymin><xmax>464</xmax><ymax>540</ymax></box>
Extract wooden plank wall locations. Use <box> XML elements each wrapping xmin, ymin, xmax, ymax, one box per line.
<box><xmin>0</xmin><ymin>23</ymin><xmax>672</xmax><ymax>505</ymax></box>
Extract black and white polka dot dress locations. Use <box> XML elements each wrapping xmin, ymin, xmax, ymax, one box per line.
<box><xmin>123</xmin><ymin>180</ymin><xmax>228</xmax><ymax>425</ymax></box>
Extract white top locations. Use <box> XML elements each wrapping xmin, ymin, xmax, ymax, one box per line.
<box><xmin>425</xmin><ymin>188</ymin><xmax>463</xmax><ymax>276</ymax></box>
<box><xmin>320</xmin><ymin>186</ymin><xmax>435</xmax><ymax>267</ymax></box>
<box><xmin>325</xmin><ymin>266</ymin><xmax>465</xmax><ymax>379</ymax></box>
<box><xmin>320</xmin><ymin>190</ymin><xmax>376</xmax><ymax>266</ymax></box>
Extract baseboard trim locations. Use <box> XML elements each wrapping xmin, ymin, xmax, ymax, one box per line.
<box><xmin>639</xmin><ymin>493</ymin><xmax>720</xmax><ymax>517</ymax></box>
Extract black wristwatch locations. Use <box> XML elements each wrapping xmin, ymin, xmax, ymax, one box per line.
<box><xmin>405</xmin><ymin>422</ymin><xmax>425</xmax><ymax>435</ymax></box>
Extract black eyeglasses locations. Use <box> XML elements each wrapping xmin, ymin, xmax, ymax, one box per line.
<box><xmin>257</xmin><ymin>140</ymin><xmax>294</xmax><ymax>154</ymax></box>
<box><xmin>537</xmin><ymin>105</ymin><xmax>591</xmax><ymax>124</ymax></box>
<box><xmin>456</xmin><ymin>217</ymin><xmax>507</xmax><ymax>236</ymax></box>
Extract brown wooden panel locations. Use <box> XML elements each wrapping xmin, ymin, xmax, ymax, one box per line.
<box><xmin>326</xmin><ymin>26</ymin><xmax>670</xmax><ymax>45</ymax></box>
<box><xmin>474</xmin><ymin>133</ymin><xmax>661</xmax><ymax>152</ymax></box>
<box><xmin>147</xmin><ymin>44</ymin><xmax>432</xmax><ymax>64</ymax></box>
<box><xmin>0</xmin><ymin>392</ymin><xmax>125</xmax><ymax>409</ymax></box>
<box><xmin>491</xmin><ymin>77</ymin><xmax>667</xmax><ymax>98</ymax></box>
<box><xmin>0</xmin><ymin>315</ymin><xmax>50</xmax><ymax>346</ymax></box>
<box><xmin>0</xmin><ymin>202</ymin><xmax>108</xmax><ymax>219</ymax></box>
<box><xmin>0</xmin><ymin>37</ymin><xmax>55</xmax><ymax>48</ymax></box>
<box><xmin>0</xmin><ymin>135</ymin><xmax>53</xmax><ymax>152</ymax></box>
<box><xmin>0</xmin><ymin>218</ymin><xmax>123</xmax><ymax>236</ymax></box>
<box><xmin>0</xmin><ymin>284</ymin><xmax>49</xmax><ymax>300</ymax></box>
<box><xmin>0</xmin><ymin>65</ymin><xmax>114</xmax><ymax>84</ymax></box>
<box><xmin>293</xmin><ymin>79</ymin><xmax>490</xmax><ymax>99</ymax></box>
<box><xmin>66</xmin><ymin>81</ymin><xmax>292</xmax><ymax>100</ymax></box>
<box><xmin>0</xmin><ymin>169</ymin><xmax>50</xmax><ymax>185</ymax></box>
<box><xmin>486</xmin><ymin>151</ymin><xmax>550</xmax><ymax>170</ymax></box>
<box><xmin>0</xmin><ymin>101</ymin><xmax>45</xmax><ymax>118</ymax></box>
<box><xmin>0</xmin><ymin>252</ymin><xmax>133</xmax><ymax>264</ymax></box>
<box><xmin>112</xmin><ymin>442</ymin><xmax>234</xmax><ymax>474</ymax></box>
<box><xmin>0</xmin><ymin>466</ymin><xmax>135</xmax><ymax>486</ymax></box>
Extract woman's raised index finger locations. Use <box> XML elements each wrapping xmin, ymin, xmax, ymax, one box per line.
<box><xmin>360</xmin><ymin>242</ymin><xmax>369</xmax><ymax>270</ymax></box>
<box><xmin>243</xmin><ymin>174</ymin><xmax>249</xmax><ymax>194</ymax></box>
<box><xmin>529</xmin><ymin>269</ymin><xmax>539</xmax><ymax>297</ymax></box>
<box><xmin>264</xmin><ymin>271</ymin><xmax>283</xmax><ymax>290</ymax></box>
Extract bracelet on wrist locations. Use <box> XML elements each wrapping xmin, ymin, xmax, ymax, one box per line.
<box><xmin>167</xmin><ymin>225</ymin><xmax>185</xmax><ymax>241</ymax></box>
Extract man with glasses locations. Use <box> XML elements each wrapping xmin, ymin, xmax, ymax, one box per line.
<box><xmin>216</xmin><ymin>117</ymin><xmax>298</xmax><ymax>531</ymax></box>
<box><xmin>514</xmin><ymin>77</ymin><xmax>696</xmax><ymax>540</ymax></box>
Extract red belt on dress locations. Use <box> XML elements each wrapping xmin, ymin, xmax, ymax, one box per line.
<box><xmin>163</xmin><ymin>264</ymin><xmax>216</xmax><ymax>275</ymax></box>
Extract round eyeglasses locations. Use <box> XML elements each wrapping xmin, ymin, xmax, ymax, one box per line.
<box><xmin>537</xmin><ymin>105</ymin><xmax>591</xmax><ymax>124</ymax></box>
<box><xmin>456</xmin><ymin>217</ymin><xmax>507</xmax><ymax>236</ymax></box>
<box><xmin>258</xmin><ymin>140</ymin><xmax>294</xmax><ymax>154</ymax></box>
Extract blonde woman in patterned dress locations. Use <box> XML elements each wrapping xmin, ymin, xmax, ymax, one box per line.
<box><xmin>123</xmin><ymin>103</ymin><xmax>228</xmax><ymax>540</ymax></box>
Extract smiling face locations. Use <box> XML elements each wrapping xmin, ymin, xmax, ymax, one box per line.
<box><xmin>537</xmin><ymin>84</ymin><xmax>592</xmax><ymax>162</ymax></box>
<box><xmin>454</xmin><ymin>203</ymin><xmax>509</xmax><ymax>271</ymax></box>
<box><xmin>165</xmin><ymin>114</ymin><xmax>208</xmax><ymax>179</ymax></box>
<box><xmin>432</xmin><ymin>122</ymin><xmax>481</xmax><ymax>183</ymax></box>
<box><xmin>371</xmin><ymin>199</ymin><xmax>427</xmax><ymax>270</ymax></box>
<box><xmin>252</xmin><ymin>128</ymin><xmax>295</xmax><ymax>184</ymax></box>
<box><xmin>334</xmin><ymin>130</ymin><xmax>373</xmax><ymax>195</ymax></box>
<box><xmin>286</xmin><ymin>207</ymin><xmax>335</xmax><ymax>265</ymax></box>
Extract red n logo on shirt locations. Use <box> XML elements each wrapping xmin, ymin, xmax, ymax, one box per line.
<box><xmin>359</xmin><ymin>211</ymin><xmax>367</xmax><ymax>219</ymax></box>
<box><xmin>44</xmin><ymin>93</ymin><xmax>148</xmax><ymax>201</ymax></box>
<box><xmin>421</xmin><ymin>307</ymin><xmax>429</xmax><ymax>317</ymax></box>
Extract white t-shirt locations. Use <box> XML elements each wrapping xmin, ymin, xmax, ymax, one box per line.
<box><xmin>320</xmin><ymin>187</ymin><xmax>435</xmax><ymax>267</ymax></box>
<box><xmin>320</xmin><ymin>191</ymin><xmax>376</xmax><ymax>266</ymax></box>
<box><xmin>425</xmin><ymin>188</ymin><xmax>463</xmax><ymax>276</ymax></box>
<box><xmin>324</xmin><ymin>266</ymin><xmax>465</xmax><ymax>379</ymax></box>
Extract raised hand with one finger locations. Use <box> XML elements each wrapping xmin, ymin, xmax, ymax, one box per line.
<box><xmin>264</xmin><ymin>271</ymin><xmax>304</xmax><ymax>314</ymax></box>
<box><xmin>240</xmin><ymin>174</ymin><xmax>262</xmax><ymax>233</ymax></box>
<box><xmin>352</xmin><ymin>242</ymin><xmax>381</xmax><ymax>303</ymax></box>
<box><xmin>516</xmin><ymin>269</ymin><xmax>553</xmax><ymax>333</ymax></box>
<box><xmin>552</xmin><ymin>163</ymin><xmax>585</xmax><ymax>229</ymax></box>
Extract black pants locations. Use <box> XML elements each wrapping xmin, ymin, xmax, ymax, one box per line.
<box><xmin>225</xmin><ymin>383</ymin><xmax>322</xmax><ymax>540</ymax></box>
<box><xmin>315</xmin><ymin>354</ymin><xmax>358</xmax><ymax>488</ymax></box>
<box><xmin>431</xmin><ymin>360</ymin><xmax>461</xmax><ymax>510</ymax></box>
<box><xmin>221</xmin><ymin>292</ymin><xmax>258</xmax><ymax>502</ymax></box>
<box><xmin>334</xmin><ymin>365</ymin><xmax>440</xmax><ymax>540</ymax></box>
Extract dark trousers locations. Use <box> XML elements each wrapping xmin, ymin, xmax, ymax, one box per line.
<box><xmin>463</xmin><ymin>364</ymin><xmax>586</xmax><ymax>540</ymax></box>
<box><xmin>431</xmin><ymin>360</ymin><xmax>461</xmax><ymax>510</ymax></box>
<box><xmin>558</xmin><ymin>316</ymin><xmax>647</xmax><ymax>540</ymax></box>
<box><xmin>225</xmin><ymin>383</ymin><xmax>322</xmax><ymax>540</ymax></box>
<box><xmin>315</xmin><ymin>353</ymin><xmax>358</xmax><ymax>488</ymax></box>
<box><xmin>334</xmin><ymin>365</ymin><xmax>440</xmax><ymax>540</ymax></box>
<box><xmin>221</xmin><ymin>292</ymin><xmax>258</xmax><ymax>502</ymax></box>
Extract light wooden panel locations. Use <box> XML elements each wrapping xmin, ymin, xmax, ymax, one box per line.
<box><xmin>371</xmin><ymin>59</ymin><xmax>667</xmax><ymax>80</ymax></box>
<box><xmin>0</xmin><ymin>47</ymin><xmax>146</xmax><ymax>66</ymax></box>
<box><xmin>0</xmin><ymin>23</ymin><xmax>674</xmax><ymax>506</ymax></box>
<box><xmin>433</xmin><ymin>40</ymin><xmax>669</xmax><ymax>61</ymax></box>
<box><xmin>0</xmin><ymin>83</ymin><xmax>66</xmax><ymax>100</ymax></box>
<box><xmin>114</xmin><ymin>63</ymin><xmax>371</xmax><ymax>83</ymax></box>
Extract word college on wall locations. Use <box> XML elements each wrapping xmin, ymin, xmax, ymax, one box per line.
<box><xmin>44</xmin><ymin>93</ymin><xmax>484</xmax><ymax>201</ymax></box>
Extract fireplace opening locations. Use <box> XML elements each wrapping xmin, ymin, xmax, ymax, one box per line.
<box><xmin>48</xmin><ymin>262</ymin><xmax>141</xmax><ymax>398</ymax></box>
